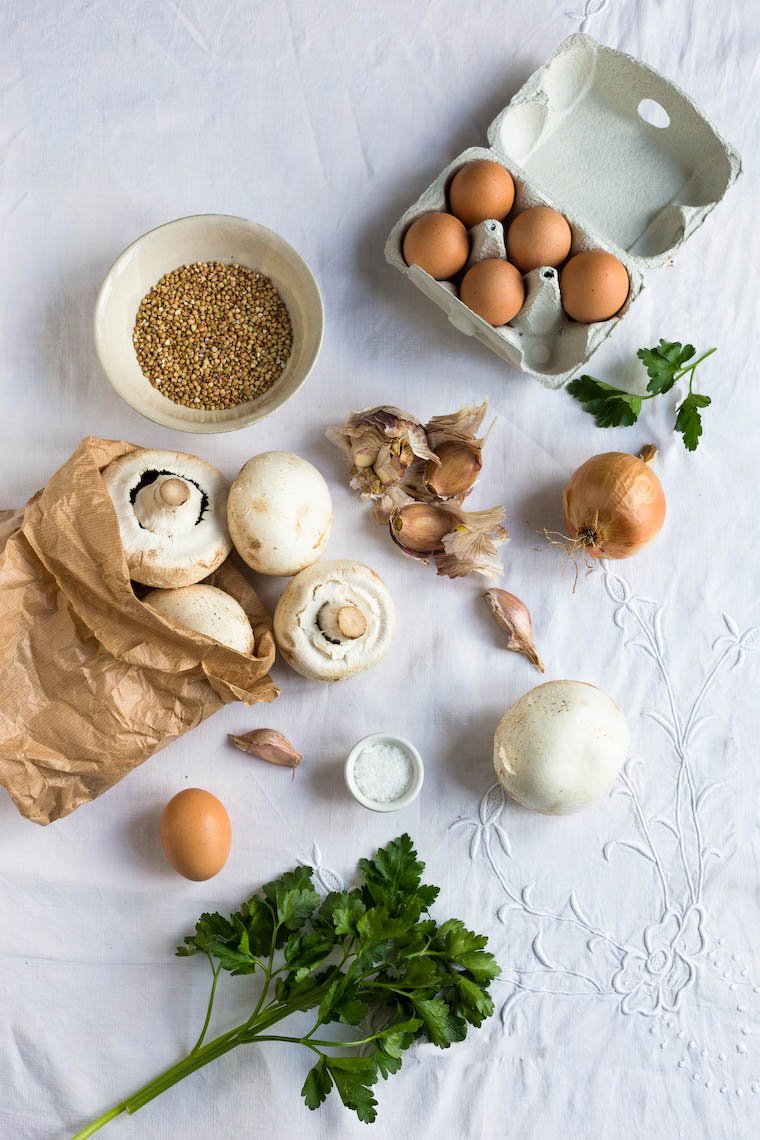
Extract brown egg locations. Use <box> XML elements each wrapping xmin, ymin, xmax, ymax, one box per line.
<box><xmin>449</xmin><ymin>160</ymin><xmax>515</xmax><ymax>228</ymax></box>
<box><xmin>402</xmin><ymin>212</ymin><xmax>469</xmax><ymax>280</ymax></box>
<box><xmin>160</xmin><ymin>788</ymin><xmax>231</xmax><ymax>881</ymax></box>
<box><xmin>459</xmin><ymin>259</ymin><xmax>525</xmax><ymax>326</ymax></box>
<box><xmin>507</xmin><ymin>206</ymin><xmax>572</xmax><ymax>273</ymax></box>
<box><xmin>560</xmin><ymin>250</ymin><xmax>630</xmax><ymax>323</ymax></box>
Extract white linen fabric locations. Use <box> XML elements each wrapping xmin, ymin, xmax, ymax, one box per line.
<box><xmin>1</xmin><ymin>2</ymin><xmax>758</xmax><ymax>1138</ymax></box>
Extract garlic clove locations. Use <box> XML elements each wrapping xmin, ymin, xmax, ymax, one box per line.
<box><xmin>228</xmin><ymin>729</ymin><xmax>302</xmax><ymax>771</ymax></box>
<box><xmin>389</xmin><ymin>503</ymin><xmax>457</xmax><ymax>557</ymax></box>
<box><xmin>484</xmin><ymin>589</ymin><xmax>545</xmax><ymax>672</ymax></box>
<box><xmin>424</xmin><ymin>440</ymin><xmax>483</xmax><ymax>499</ymax></box>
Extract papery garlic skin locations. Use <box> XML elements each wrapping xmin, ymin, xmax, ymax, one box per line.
<box><xmin>326</xmin><ymin>407</ymin><xmax>436</xmax><ymax>503</ymax></box>
<box><xmin>274</xmin><ymin>561</ymin><xmax>395</xmax><ymax>682</ymax></box>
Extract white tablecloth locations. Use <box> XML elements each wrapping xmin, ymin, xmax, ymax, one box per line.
<box><xmin>1</xmin><ymin>2</ymin><xmax>758</xmax><ymax>1137</ymax></box>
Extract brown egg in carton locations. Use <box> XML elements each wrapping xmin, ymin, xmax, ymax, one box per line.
<box><xmin>385</xmin><ymin>34</ymin><xmax>740</xmax><ymax>390</ymax></box>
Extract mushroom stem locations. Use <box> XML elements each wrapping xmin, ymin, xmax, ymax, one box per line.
<box><xmin>316</xmin><ymin>601</ymin><xmax>368</xmax><ymax>644</ymax></box>
<box><xmin>337</xmin><ymin>606</ymin><xmax>367</xmax><ymax>639</ymax></box>
<box><xmin>158</xmin><ymin>477</ymin><xmax>192</xmax><ymax>507</ymax></box>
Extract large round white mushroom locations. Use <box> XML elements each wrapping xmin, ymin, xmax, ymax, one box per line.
<box><xmin>103</xmin><ymin>449</ymin><xmax>232</xmax><ymax>587</ymax></box>
<box><xmin>493</xmin><ymin>680</ymin><xmax>629</xmax><ymax>815</ymax></box>
<box><xmin>144</xmin><ymin>584</ymin><xmax>255</xmax><ymax>655</ymax></box>
<box><xmin>273</xmin><ymin>560</ymin><xmax>394</xmax><ymax>682</ymax></box>
<box><xmin>227</xmin><ymin>452</ymin><xmax>332</xmax><ymax>577</ymax></box>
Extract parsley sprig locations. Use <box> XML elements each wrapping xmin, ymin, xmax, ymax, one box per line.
<box><xmin>70</xmin><ymin>835</ymin><xmax>499</xmax><ymax>1137</ymax></box>
<box><xmin>567</xmin><ymin>340</ymin><xmax>717</xmax><ymax>451</ymax></box>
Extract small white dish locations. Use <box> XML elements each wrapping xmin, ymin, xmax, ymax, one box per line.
<box><xmin>344</xmin><ymin>733</ymin><xmax>424</xmax><ymax>813</ymax></box>
<box><xmin>94</xmin><ymin>214</ymin><xmax>324</xmax><ymax>434</ymax></box>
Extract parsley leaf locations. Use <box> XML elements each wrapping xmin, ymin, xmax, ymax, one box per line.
<box><xmin>411</xmin><ymin>996</ymin><xmax>468</xmax><ymax>1048</ymax></box>
<box><xmin>675</xmin><ymin>392</ymin><xmax>711</xmax><ymax>451</ymax></box>
<box><xmin>567</xmin><ymin>376</ymin><xmax>642</xmax><ymax>428</ymax></box>
<box><xmin>638</xmin><ymin>339</ymin><xmax>695</xmax><ymax>394</ymax></box>
<box><xmin>301</xmin><ymin>1056</ymin><xmax>332</xmax><ymax>1110</ymax></box>
<box><xmin>86</xmin><ymin>836</ymin><xmax>498</xmax><ymax>1134</ymax></box>
<box><xmin>359</xmin><ymin>832</ymin><xmax>439</xmax><ymax>912</ymax></box>
<box><xmin>567</xmin><ymin>340</ymin><xmax>716</xmax><ymax>451</ymax></box>
<box><xmin>325</xmin><ymin>1056</ymin><xmax>378</xmax><ymax>1123</ymax></box>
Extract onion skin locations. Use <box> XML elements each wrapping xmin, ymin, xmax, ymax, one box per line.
<box><xmin>562</xmin><ymin>450</ymin><xmax>666</xmax><ymax>559</ymax></box>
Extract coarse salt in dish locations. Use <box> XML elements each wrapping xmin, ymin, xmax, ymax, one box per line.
<box><xmin>354</xmin><ymin>741</ymin><xmax>413</xmax><ymax>803</ymax></box>
<box><xmin>344</xmin><ymin>734</ymin><xmax>424</xmax><ymax>813</ymax></box>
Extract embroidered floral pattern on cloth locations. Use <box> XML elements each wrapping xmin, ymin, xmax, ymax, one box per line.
<box><xmin>452</xmin><ymin>564</ymin><xmax>760</xmax><ymax>1101</ymax></box>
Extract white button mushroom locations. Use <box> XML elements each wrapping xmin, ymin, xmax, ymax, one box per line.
<box><xmin>227</xmin><ymin>452</ymin><xmax>333</xmax><ymax>577</ymax></box>
<box><xmin>493</xmin><ymin>680</ymin><xmax>629</xmax><ymax>815</ymax></box>
<box><xmin>143</xmin><ymin>585</ymin><xmax>255</xmax><ymax>655</ymax></box>
<box><xmin>102</xmin><ymin>449</ymin><xmax>232</xmax><ymax>588</ymax></box>
<box><xmin>273</xmin><ymin>560</ymin><xmax>394</xmax><ymax>681</ymax></box>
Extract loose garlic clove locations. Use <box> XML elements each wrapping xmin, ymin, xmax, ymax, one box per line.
<box><xmin>389</xmin><ymin>503</ymin><xmax>456</xmax><ymax>557</ymax></box>
<box><xmin>424</xmin><ymin>440</ymin><xmax>482</xmax><ymax>499</ymax></box>
<box><xmin>228</xmin><ymin>729</ymin><xmax>302</xmax><ymax>772</ymax></box>
<box><xmin>485</xmin><ymin>589</ymin><xmax>545</xmax><ymax>672</ymax></box>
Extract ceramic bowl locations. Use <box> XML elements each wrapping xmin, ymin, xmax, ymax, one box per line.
<box><xmin>94</xmin><ymin>214</ymin><xmax>324</xmax><ymax>433</ymax></box>
<box><xmin>344</xmin><ymin>733</ymin><xmax>424</xmax><ymax>813</ymax></box>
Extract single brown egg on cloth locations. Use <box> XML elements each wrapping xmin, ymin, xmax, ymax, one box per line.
<box><xmin>449</xmin><ymin>159</ymin><xmax>515</xmax><ymax>227</ymax></box>
<box><xmin>560</xmin><ymin>250</ymin><xmax>630</xmax><ymax>323</ymax></box>
<box><xmin>459</xmin><ymin>258</ymin><xmax>525</xmax><ymax>326</ymax></box>
<box><xmin>402</xmin><ymin>212</ymin><xmax>469</xmax><ymax>279</ymax></box>
<box><xmin>160</xmin><ymin>788</ymin><xmax>232</xmax><ymax>881</ymax></box>
<box><xmin>507</xmin><ymin>206</ymin><xmax>572</xmax><ymax>273</ymax></box>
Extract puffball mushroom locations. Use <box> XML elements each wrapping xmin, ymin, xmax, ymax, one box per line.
<box><xmin>227</xmin><ymin>452</ymin><xmax>333</xmax><ymax>577</ymax></box>
<box><xmin>143</xmin><ymin>585</ymin><xmax>255</xmax><ymax>655</ymax></box>
<box><xmin>102</xmin><ymin>449</ymin><xmax>231</xmax><ymax>587</ymax></box>
<box><xmin>493</xmin><ymin>680</ymin><xmax>629</xmax><ymax>815</ymax></box>
<box><xmin>273</xmin><ymin>560</ymin><xmax>395</xmax><ymax>682</ymax></box>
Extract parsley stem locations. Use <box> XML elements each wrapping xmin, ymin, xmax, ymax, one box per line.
<box><xmin>189</xmin><ymin>959</ymin><xmax>221</xmax><ymax>1054</ymax></box>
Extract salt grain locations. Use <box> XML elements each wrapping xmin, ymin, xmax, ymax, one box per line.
<box><xmin>353</xmin><ymin>741</ymin><xmax>414</xmax><ymax>804</ymax></box>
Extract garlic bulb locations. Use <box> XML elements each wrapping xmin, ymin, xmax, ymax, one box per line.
<box><xmin>328</xmin><ymin>400</ymin><xmax>506</xmax><ymax>579</ymax></box>
<box><xmin>484</xmin><ymin>589</ymin><xmax>544</xmax><ymax>672</ymax></box>
<box><xmin>326</xmin><ymin>406</ymin><xmax>436</xmax><ymax>516</ymax></box>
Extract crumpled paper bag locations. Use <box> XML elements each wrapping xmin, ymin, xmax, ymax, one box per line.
<box><xmin>0</xmin><ymin>436</ymin><xmax>279</xmax><ymax>825</ymax></box>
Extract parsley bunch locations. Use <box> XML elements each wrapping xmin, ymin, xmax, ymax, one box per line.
<box><xmin>70</xmin><ymin>835</ymin><xmax>499</xmax><ymax>1137</ymax></box>
<box><xmin>568</xmin><ymin>340</ymin><xmax>717</xmax><ymax>451</ymax></box>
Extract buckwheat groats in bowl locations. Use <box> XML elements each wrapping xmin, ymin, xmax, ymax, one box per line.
<box><xmin>132</xmin><ymin>261</ymin><xmax>293</xmax><ymax>411</ymax></box>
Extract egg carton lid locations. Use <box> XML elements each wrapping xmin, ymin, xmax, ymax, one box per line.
<box><xmin>486</xmin><ymin>34</ymin><xmax>741</xmax><ymax>268</ymax></box>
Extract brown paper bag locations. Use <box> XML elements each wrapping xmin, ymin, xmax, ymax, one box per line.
<box><xmin>0</xmin><ymin>436</ymin><xmax>279</xmax><ymax>825</ymax></box>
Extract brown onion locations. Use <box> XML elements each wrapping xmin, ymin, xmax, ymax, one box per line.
<box><xmin>562</xmin><ymin>445</ymin><xmax>665</xmax><ymax>559</ymax></box>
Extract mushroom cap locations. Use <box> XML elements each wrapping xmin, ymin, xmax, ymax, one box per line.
<box><xmin>227</xmin><ymin>452</ymin><xmax>333</xmax><ymax>577</ymax></box>
<box><xmin>143</xmin><ymin>584</ymin><xmax>255</xmax><ymax>655</ymax></box>
<box><xmin>103</xmin><ymin>448</ymin><xmax>232</xmax><ymax>588</ymax></box>
<box><xmin>493</xmin><ymin>680</ymin><xmax>629</xmax><ymax>815</ymax></box>
<box><xmin>273</xmin><ymin>559</ymin><xmax>395</xmax><ymax>682</ymax></box>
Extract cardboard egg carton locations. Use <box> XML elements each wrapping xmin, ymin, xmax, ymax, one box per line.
<box><xmin>385</xmin><ymin>34</ymin><xmax>741</xmax><ymax>389</ymax></box>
